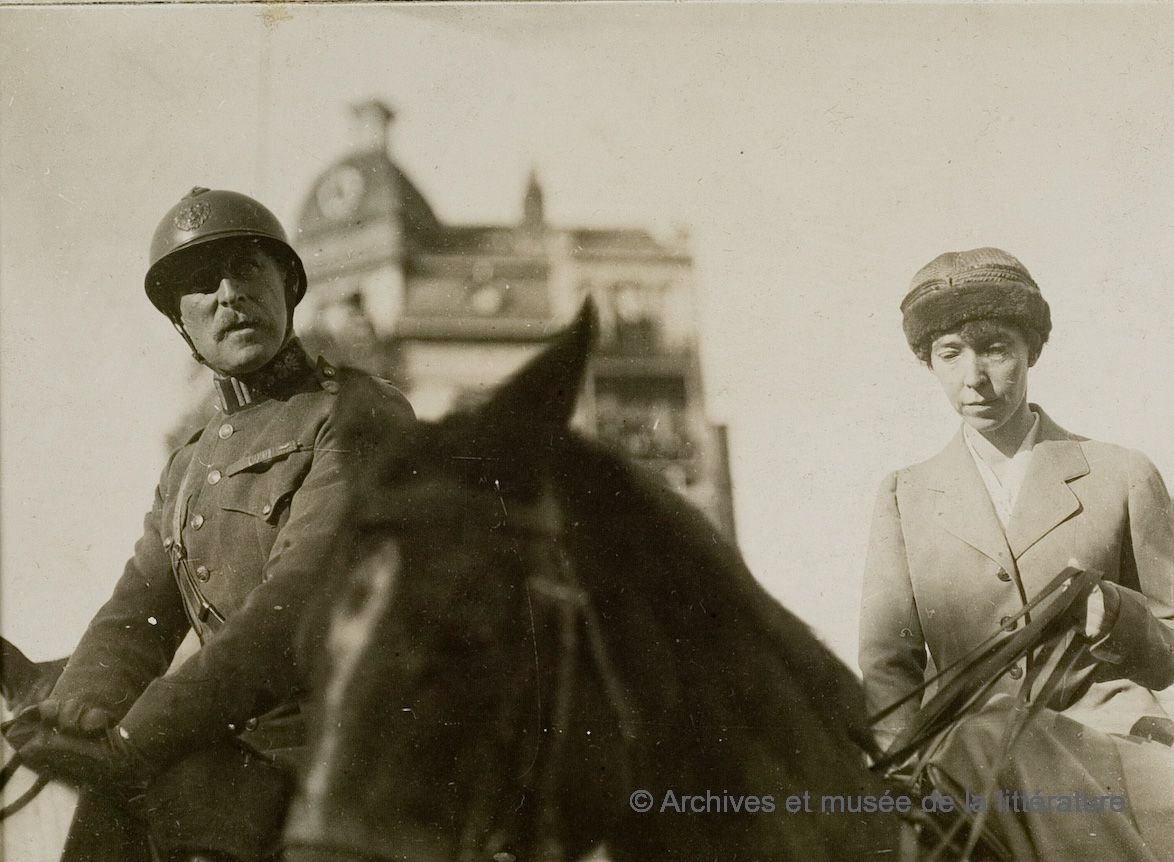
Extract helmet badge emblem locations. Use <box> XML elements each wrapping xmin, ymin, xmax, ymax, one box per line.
<box><xmin>173</xmin><ymin>201</ymin><xmax>211</xmax><ymax>231</ymax></box>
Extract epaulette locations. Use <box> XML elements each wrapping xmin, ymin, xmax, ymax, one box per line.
<box><xmin>317</xmin><ymin>360</ymin><xmax>416</xmax><ymax>422</ymax></box>
<box><xmin>313</xmin><ymin>356</ymin><xmax>342</xmax><ymax>394</ymax></box>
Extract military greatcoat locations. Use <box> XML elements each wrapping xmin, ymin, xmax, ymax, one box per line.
<box><xmin>50</xmin><ymin>339</ymin><xmax>414</xmax><ymax>771</ymax></box>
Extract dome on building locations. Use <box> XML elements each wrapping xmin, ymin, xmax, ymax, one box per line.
<box><xmin>297</xmin><ymin>151</ymin><xmax>439</xmax><ymax>243</ymax></box>
<box><xmin>295</xmin><ymin>100</ymin><xmax>439</xmax><ymax>249</ymax></box>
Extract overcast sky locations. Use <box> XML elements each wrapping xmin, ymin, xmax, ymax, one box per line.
<box><xmin>4</xmin><ymin>4</ymin><xmax>1174</xmax><ymax>668</ymax></box>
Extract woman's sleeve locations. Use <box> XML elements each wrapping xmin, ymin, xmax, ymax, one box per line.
<box><xmin>858</xmin><ymin>471</ymin><xmax>927</xmax><ymax>750</ymax></box>
<box><xmin>1087</xmin><ymin>451</ymin><xmax>1174</xmax><ymax>690</ymax></box>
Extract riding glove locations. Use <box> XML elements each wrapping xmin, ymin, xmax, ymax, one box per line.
<box><xmin>3</xmin><ymin>710</ymin><xmax>151</xmax><ymax>791</ymax></box>
<box><xmin>22</xmin><ymin>696</ymin><xmax>116</xmax><ymax>736</ymax></box>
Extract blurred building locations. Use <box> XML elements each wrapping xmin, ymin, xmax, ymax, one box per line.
<box><xmin>293</xmin><ymin>100</ymin><xmax>735</xmax><ymax>537</ymax></box>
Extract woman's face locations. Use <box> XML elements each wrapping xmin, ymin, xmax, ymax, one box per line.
<box><xmin>929</xmin><ymin>320</ymin><xmax>1032</xmax><ymax>435</ymax></box>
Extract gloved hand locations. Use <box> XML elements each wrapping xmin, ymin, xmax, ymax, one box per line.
<box><xmin>5</xmin><ymin>722</ymin><xmax>151</xmax><ymax>791</ymax></box>
<box><xmin>3</xmin><ymin>697</ymin><xmax>149</xmax><ymax>791</ymax></box>
<box><xmin>14</xmin><ymin>697</ymin><xmax>115</xmax><ymax>736</ymax></box>
<box><xmin>3</xmin><ymin>697</ymin><xmax>113</xmax><ymax>753</ymax></box>
<box><xmin>1081</xmin><ymin>583</ymin><xmax>1121</xmax><ymax>640</ymax></box>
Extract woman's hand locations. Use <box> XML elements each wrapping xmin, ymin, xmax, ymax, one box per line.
<box><xmin>1082</xmin><ymin>583</ymin><xmax>1120</xmax><ymax>640</ymax></box>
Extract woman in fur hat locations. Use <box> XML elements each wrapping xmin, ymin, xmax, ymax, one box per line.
<box><xmin>860</xmin><ymin>248</ymin><xmax>1174</xmax><ymax>860</ymax></box>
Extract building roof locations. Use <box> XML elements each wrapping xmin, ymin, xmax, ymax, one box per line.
<box><xmin>428</xmin><ymin>225</ymin><xmax>521</xmax><ymax>256</ymax></box>
<box><xmin>297</xmin><ymin>150</ymin><xmax>440</xmax><ymax>245</ymax></box>
<box><xmin>569</xmin><ymin>227</ymin><xmax>688</xmax><ymax>261</ymax></box>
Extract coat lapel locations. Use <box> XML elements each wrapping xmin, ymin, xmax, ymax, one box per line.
<box><xmin>1005</xmin><ymin>408</ymin><xmax>1089</xmax><ymax>558</ymax></box>
<box><xmin>923</xmin><ymin>431</ymin><xmax>1017</xmax><ymax>574</ymax></box>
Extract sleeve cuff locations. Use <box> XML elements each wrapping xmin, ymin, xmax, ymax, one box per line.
<box><xmin>117</xmin><ymin>677</ymin><xmax>234</xmax><ymax>767</ymax></box>
<box><xmin>1088</xmin><ymin>582</ymin><xmax>1174</xmax><ymax>690</ymax></box>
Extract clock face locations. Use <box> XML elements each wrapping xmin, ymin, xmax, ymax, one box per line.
<box><xmin>614</xmin><ymin>282</ymin><xmax>644</xmax><ymax>322</ymax></box>
<box><xmin>316</xmin><ymin>165</ymin><xmax>365</xmax><ymax>220</ymax></box>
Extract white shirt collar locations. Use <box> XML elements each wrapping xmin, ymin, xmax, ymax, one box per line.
<box><xmin>962</xmin><ymin>409</ymin><xmax>1041</xmax><ymax>529</ymax></box>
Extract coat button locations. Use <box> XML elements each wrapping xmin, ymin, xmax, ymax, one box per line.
<box><xmin>190</xmin><ymin>514</ymin><xmax>204</xmax><ymax>529</ymax></box>
<box><xmin>261</xmin><ymin>503</ymin><xmax>272</xmax><ymax>516</ymax></box>
<box><xmin>997</xmin><ymin>569</ymin><xmax>1012</xmax><ymax>582</ymax></box>
<box><xmin>195</xmin><ymin>565</ymin><xmax>210</xmax><ymax>582</ymax></box>
<box><xmin>1009</xmin><ymin>665</ymin><xmax>1023</xmax><ymax>680</ymax></box>
<box><xmin>163</xmin><ymin>537</ymin><xmax>174</xmax><ymax>550</ymax></box>
<box><xmin>218</xmin><ymin>423</ymin><xmax>234</xmax><ymax>439</ymax></box>
<box><xmin>207</xmin><ymin>469</ymin><xmax>222</xmax><ymax>485</ymax></box>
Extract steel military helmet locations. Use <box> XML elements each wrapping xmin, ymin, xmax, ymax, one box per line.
<box><xmin>145</xmin><ymin>187</ymin><xmax>308</xmax><ymax>317</ymax></box>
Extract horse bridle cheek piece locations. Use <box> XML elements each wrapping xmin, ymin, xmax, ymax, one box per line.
<box><xmin>286</xmin><ymin>484</ymin><xmax>641</xmax><ymax>862</ymax></box>
<box><xmin>452</xmin><ymin>487</ymin><xmax>640</xmax><ymax>862</ymax></box>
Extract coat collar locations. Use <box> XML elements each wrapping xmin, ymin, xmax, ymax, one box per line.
<box><xmin>918</xmin><ymin>406</ymin><xmax>1090</xmax><ymax>565</ymax></box>
<box><xmin>1005</xmin><ymin>407</ymin><xmax>1089</xmax><ymax>556</ymax></box>
<box><xmin>212</xmin><ymin>338</ymin><xmax>320</xmax><ymax>414</ymax></box>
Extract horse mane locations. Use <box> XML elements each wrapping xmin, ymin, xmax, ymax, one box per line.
<box><xmin>553</xmin><ymin>432</ymin><xmax>879</xmax><ymax>758</ymax></box>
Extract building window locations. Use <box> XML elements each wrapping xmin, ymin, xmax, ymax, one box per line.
<box><xmin>594</xmin><ymin>377</ymin><xmax>698</xmax><ymax>485</ymax></box>
<box><xmin>611</xmin><ymin>280</ymin><xmax>660</xmax><ymax>353</ymax></box>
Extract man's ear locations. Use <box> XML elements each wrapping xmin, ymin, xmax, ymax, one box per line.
<box><xmin>283</xmin><ymin>265</ymin><xmax>302</xmax><ymax>317</ymax></box>
<box><xmin>286</xmin><ymin>266</ymin><xmax>300</xmax><ymax>294</ymax></box>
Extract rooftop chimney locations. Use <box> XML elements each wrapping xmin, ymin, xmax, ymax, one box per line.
<box><xmin>350</xmin><ymin>99</ymin><xmax>395</xmax><ymax>154</ymax></box>
<box><xmin>522</xmin><ymin>169</ymin><xmax>545</xmax><ymax>230</ymax></box>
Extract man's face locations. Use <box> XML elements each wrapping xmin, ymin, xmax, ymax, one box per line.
<box><xmin>176</xmin><ymin>241</ymin><xmax>289</xmax><ymax>375</ymax></box>
<box><xmin>929</xmin><ymin>320</ymin><xmax>1032</xmax><ymax>435</ymax></box>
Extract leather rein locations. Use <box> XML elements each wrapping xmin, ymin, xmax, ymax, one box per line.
<box><xmin>0</xmin><ymin>753</ymin><xmax>50</xmax><ymax>821</ymax></box>
<box><xmin>869</xmin><ymin>565</ymin><xmax>1103</xmax><ymax>861</ymax></box>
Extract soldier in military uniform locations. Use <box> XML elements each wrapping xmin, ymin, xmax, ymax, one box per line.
<box><xmin>4</xmin><ymin>188</ymin><xmax>415</xmax><ymax>861</ymax></box>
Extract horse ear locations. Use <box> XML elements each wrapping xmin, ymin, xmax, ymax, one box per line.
<box><xmin>480</xmin><ymin>297</ymin><xmax>598</xmax><ymax>432</ymax></box>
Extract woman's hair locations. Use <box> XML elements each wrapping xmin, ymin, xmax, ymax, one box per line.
<box><xmin>916</xmin><ymin>317</ymin><xmax>1044</xmax><ymax>368</ymax></box>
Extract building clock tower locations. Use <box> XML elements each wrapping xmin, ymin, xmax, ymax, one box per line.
<box><xmin>294</xmin><ymin>99</ymin><xmax>736</xmax><ymax>538</ymax></box>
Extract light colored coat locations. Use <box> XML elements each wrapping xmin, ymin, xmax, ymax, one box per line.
<box><xmin>860</xmin><ymin>406</ymin><xmax>1174</xmax><ymax>749</ymax></box>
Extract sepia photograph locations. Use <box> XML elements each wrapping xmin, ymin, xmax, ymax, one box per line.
<box><xmin>3</xmin><ymin>3</ymin><xmax>1174</xmax><ymax>860</ymax></box>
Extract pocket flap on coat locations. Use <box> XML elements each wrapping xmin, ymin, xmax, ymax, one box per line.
<box><xmin>219</xmin><ymin>441</ymin><xmax>309</xmax><ymax>524</ymax></box>
<box><xmin>223</xmin><ymin>440</ymin><xmax>306</xmax><ymax>477</ymax></box>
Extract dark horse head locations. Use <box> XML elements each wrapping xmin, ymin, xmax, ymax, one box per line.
<box><xmin>284</xmin><ymin>301</ymin><xmax>902</xmax><ymax>861</ymax></box>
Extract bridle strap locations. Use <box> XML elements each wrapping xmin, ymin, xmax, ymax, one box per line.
<box><xmin>295</xmin><ymin>488</ymin><xmax>637</xmax><ymax>862</ymax></box>
<box><xmin>0</xmin><ymin>754</ymin><xmax>51</xmax><ymax>822</ymax></box>
<box><xmin>0</xmin><ymin>754</ymin><xmax>21</xmax><ymax>790</ymax></box>
<box><xmin>0</xmin><ymin>775</ymin><xmax>50</xmax><ymax>822</ymax></box>
<box><xmin>503</xmin><ymin>490</ymin><xmax>640</xmax><ymax>861</ymax></box>
<box><xmin>527</xmin><ymin>576</ymin><xmax>639</xmax><ymax>749</ymax></box>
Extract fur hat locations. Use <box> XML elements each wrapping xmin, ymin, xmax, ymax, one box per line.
<box><xmin>900</xmin><ymin>247</ymin><xmax>1052</xmax><ymax>358</ymax></box>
